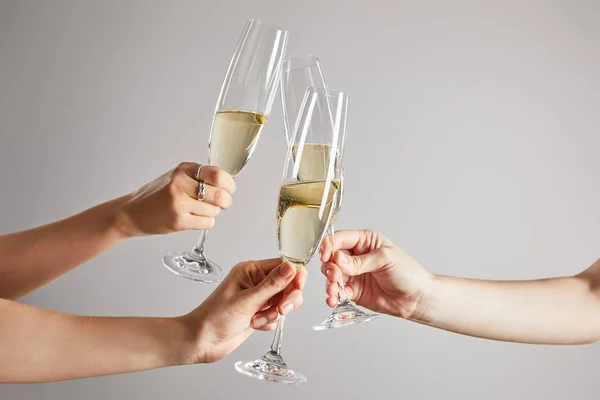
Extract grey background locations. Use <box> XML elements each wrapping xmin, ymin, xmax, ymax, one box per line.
<box><xmin>1</xmin><ymin>0</ymin><xmax>599</xmax><ymax>399</ymax></box>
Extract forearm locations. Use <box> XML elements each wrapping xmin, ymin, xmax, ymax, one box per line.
<box><xmin>0</xmin><ymin>299</ymin><xmax>196</xmax><ymax>383</ymax></box>
<box><xmin>417</xmin><ymin>268</ymin><xmax>600</xmax><ymax>344</ymax></box>
<box><xmin>0</xmin><ymin>196</ymin><xmax>130</xmax><ymax>299</ymax></box>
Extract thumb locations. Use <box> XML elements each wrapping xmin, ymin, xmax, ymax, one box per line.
<box><xmin>333</xmin><ymin>247</ymin><xmax>388</xmax><ymax>276</ymax></box>
<box><xmin>243</xmin><ymin>262</ymin><xmax>297</xmax><ymax>310</ymax></box>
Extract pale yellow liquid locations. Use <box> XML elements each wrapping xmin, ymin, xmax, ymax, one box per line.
<box><xmin>209</xmin><ymin>110</ymin><xmax>267</xmax><ymax>176</ymax></box>
<box><xmin>292</xmin><ymin>143</ymin><xmax>330</xmax><ymax>181</ymax></box>
<box><xmin>277</xmin><ymin>179</ymin><xmax>340</xmax><ymax>266</ymax></box>
<box><xmin>330</xmin><ymin>177</ymin><xmax>343</xmax><ymax>224</ymax></box>
<box><xmin>291</xmin><ymin>143</ymin><xmax>343</xmax><ymax>223</ymax></box>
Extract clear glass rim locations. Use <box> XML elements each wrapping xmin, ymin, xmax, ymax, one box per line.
<box><xmin>247</xmin><ymin>19</ymin><xmax>288</xmax><ymax>33</ymax></box>
<box><xmin>284</xmin><ymin>55</ymin><xmax>321</xmax><ymax>71</ymax></box>
<box><xmin>306</xmin><ymin>86</ymin><xmax>347</xmax><ymax>100</ymax></box>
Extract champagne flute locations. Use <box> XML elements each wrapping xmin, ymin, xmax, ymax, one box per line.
<box><xmin>280</xmin><ymin>56</ymin><xmax>379</xmax><ymax>329</ymax></box>
<box><xmin>162</xmin><ymin>20</ymin><xmax>288</xmax><ymax>283</ymax></box>
<box><xmin>281</xmin><ymin>56</ymin><xmax>328</xmax><ymax>144</ymax></box>
<box><xmin>312</xmin><ymin>168</ymin><xmax>379</xmax><ymax>330</ymax></box>
<box><xmin>235</xmin><ymin>87</ymin><xmax>346</xmax><ymax>384</ymax></box>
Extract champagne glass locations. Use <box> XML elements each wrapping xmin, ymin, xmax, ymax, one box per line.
<box><xmin>312</xmin><ymin>168</ymin><xmax>379</xmax><ymax>330</ymax></box>
<box><xmin>280</xmin><ymin>56</ymin><xmax>379</xmax><ymax>329</ymax></box>
<box><xmin>281</xmin><ymin>56</ymin><xmax>328</xmax><ymax>144</ymax></box>
<box><xmin>235</xmin><ymin>87</ymin><xmax>346</xmax><ymax>384</ymax></box>
<box><xmin>162</xmin><ymin>20</ymin><xmax>288</xmax><ymax>283</ymax></box>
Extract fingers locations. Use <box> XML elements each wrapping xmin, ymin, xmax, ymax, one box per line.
<box><xmin>319</xmin><ymin>236</ymin><xmax>335</xmax><ymax>263</ymax></box>
<box><xmin>325</xmin><ymin>281</ymin><xmax>356</xmax><ymax>308</ymax></box>
<box><xmin>185</xmin><ymin>198</ymin><xmax>221</xmax><ymax>217</ymax></box>
<box><xmin>320</xmin><ymin>231</ymin><xmax>360</xmax><ymax>262</ymax></box>
<box><xmin>293</xmin><ymin>266</ymin><xmax>308</xmax><ymax>291</ymax></box>
<box><xmin>322</xmin><ymin>261</ymin><xmax>356</xmax><ymax>308</ymax></box>
<box><xmin>332</xmin><ymin>246</ymin><xmax>389</xmax><ymax>276</ymax></box>
<box><xmin>251</xmin><ymin>307</ymin><xmax>279</xmax><ymax>329</ymax></box>
<box><xmin>254</xmin><ymin>321</ymin><xmax>279</xmax><ymax>332</ymax></box>
<box><xmin>200</xmin><ymin>182</ymin><xmax>233</xmax><ymax>209</ymax></box>
<box><xmin>180</xmin><ymin>163</ymin><xmax>236</xmax><ymax>195</ymax></box>
<box><xmin>180</xmin><ymin>215</ymin><xmax>216</xmax><ymax>230</ymax></box>
<box><xmin>263</xmin><ymin>266</ymin><xmax>306</xmax><ymax>313</ymax></box>
<box><xmin>277</xmin><ymin>289</ymin><xmax>303</xmax><ymax>315</ymax></box>
<box><xmin>321</xmin><ymin>230</ymin><xmax>388</xmax><ymax>262</ymax></box>
<box><xmin>169</xmin><ymin>164</ymin><xmax>234</xmax><ymax>214</ymax></box>
<box><xmin>261</xmin><ymin>265</ymin><xmax>305</xmax><ymax>312</ymax></box>
<box><xmin>242</xmin><ymin>262</ymin><xmax>297</xmax><ymax>310</ymax></box>
<box><xmin>320</xmin><ymin>231</ymin><xmax>363</xmax><ymax>263</ymax></box>
<box><xmin>322</xmin><ymin>265</ymin><xmax>350</xmax><ymax>286</ymax></box>
<box><xmin>326</xmin><ymin>295</ymin><xmax>338</xmax><ymax>308</ymax></box>
<box><xmin>251</xmin><ymin>289</ymin><xmax>303</xmax><ymax>329</ymax></box>
<box><xmin>178</xmin><ymin>174</ymin><xmax>233</xmax><ymax>210</ymax></box>
<box><xmin>333</xmin><ymin>230</ymin><xmax>377</xmax><ymax>251</ymax></box>
<box><xmin>250</xmin><ymin>258</ymin><xmax>287</xmax><ymax>275</ymax></box>
<box><xmin>321</xmin><ymin>262</ymin><xmax>345</xmax><ymax>282</ymax></box>
<box><xmin>325</xmin><ymin>281</ymin><xmax>344</xmax><ymax>298</ymax></box>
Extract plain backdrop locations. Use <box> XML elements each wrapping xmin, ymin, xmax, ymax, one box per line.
<box><xmin>1</xmin><ymin>0</ymin><xmax>599</xmax><ymax>399</ymax></box>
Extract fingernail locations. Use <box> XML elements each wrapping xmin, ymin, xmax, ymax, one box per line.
<box><xmin>279</xmin><ymin>263</ymin><xmax>295</xmax><ymax>278</ymax></box>
<box><xmin>281</xmin><ymin>303</ymin><xmax>294</xmax><ymax>315</ymax></box>
<box><xmin>325</xmin><ymin>268</ymin><xmax>331</xmax><ymax>277</ymax></box>
<box><xmin>253</xmin><ymin>316</ymin><xmax>268</xmax><ymax>327</ymax></box>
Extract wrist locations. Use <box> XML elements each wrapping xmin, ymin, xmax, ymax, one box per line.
<box><xmin>161</xmin><ymin>316</ymin><xmax>202</xmax><ymax>367</ymax></box>
<box><xmin>407</xmin><ymin>272</ymin><xmax>439</xmax><ymax>325</ymax></box>
<box><xmin>176</xmin><ymin>309</ymin><xmax>212</xmax><ymax>365</ymax></box>
<box><xmin>111</xmin><ymin>194</ymin><xmax>136</xmax><ymax>239</ymax></box>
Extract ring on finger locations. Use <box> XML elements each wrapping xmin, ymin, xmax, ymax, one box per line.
<box><xmin>197</xmin><ymin>181</ymin><xmax>206</xmax><ymax>201</ymax></box>
<box><xmin>195</xmin><ymin>164</ymin><xmax>204</xmax><ymax>180</ymax></box>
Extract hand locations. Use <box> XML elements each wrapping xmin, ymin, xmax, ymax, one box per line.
<box><xmin>116</xmin><ymin>162</ymin><xmax>236</xmax><ymax>237</ymax></box>
<box><xmin>320</xmin><ymin>230</ymin><xmax>433</xmax><ymax>320</ymax></box>
<box><xmin>182</xmin><ymin>259</ymin><xmax>307</xmax><ymax>364</ymax></box>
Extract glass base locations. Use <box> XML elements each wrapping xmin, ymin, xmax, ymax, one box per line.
<box><xmin>234</xmin><ymin>351</ymin><xmax>307</xmax><ymax>385</ymax></box>
<box><xmin>162</xmin><ymin>251</ymin><xmax>222</xmax><ymax>283</ymax></box>
<box><xmin>312</xmin><ymin>300</ymin><xmax>379</xmax><ymax>331</ymax></box>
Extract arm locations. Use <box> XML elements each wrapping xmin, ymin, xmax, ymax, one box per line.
<box><xmin>0</xmin><ymin>298</ymin><xmax>194</xmax><ymax>382</ymax></box>
<box><xmin>0</xmin><ymin>198</ymin><xmax>126</xmax><ymax>300</ymax></box>
<box><xmin>321</xmin><ymin>230</ymin><xmax>600</xmax><ymax>345</ymax></box>
<box><xmin>420</xmin><ymin>260</ymin><xmax>600</xmax><ymax>344</ymax></box>
<box><xmin>0</xmin><ymin>162</ymin><xmax>235</xmax><ymax>299</ymax></box>
<box><xmin>0</xmin><ymin>259</ymin><xmax>306</xmax><ymax>383</ymax></box>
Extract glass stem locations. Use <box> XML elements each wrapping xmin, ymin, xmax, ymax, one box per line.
<box><xmin>337</xmin><ymin>281</ymin><xmax>349</xmax><ymax>304</ymax></box>
<box><xmin>327</xmin><ymin>223</ymin><xmax>350</xmax><ymax>304</ymax></box>
<box><xmin>188</xmin><ymin>230</ymin><xmax>208</xmax><ymax>261</ymax></box>
<box><xmin>325</xmin><ymin>223</ymin><xmax>334</xmax><ymax>238</ymax></box>
<box><xmin>269</xmin><ymin>316</ymin><xmax>285</xmax><ymax>356</ymax></box>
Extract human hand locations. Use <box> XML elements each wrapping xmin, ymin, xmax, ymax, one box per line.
<box><xmin>181</xmin><ymin>259</ymin><xmax>307</xmax><ymax>364</ymax></box>
<box><xmin>321</xmin><ymin>230</ymin><xmax>433</xmax><ymax>320</ymax></box>
<box><xmin>116</xmin><ymin>162</ymin><xmax>236</xmax><ymax>237</ymax></box>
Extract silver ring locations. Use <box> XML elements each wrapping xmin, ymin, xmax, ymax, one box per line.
<box><xmin>195</xmin><ymin>164</ymin><xmax>204</xmax><ymax>180</ymax></box>
<box><xmin>197</xmin><ymin>181</ymin><xmax>206</xmax><ymax>201</ymax></box>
